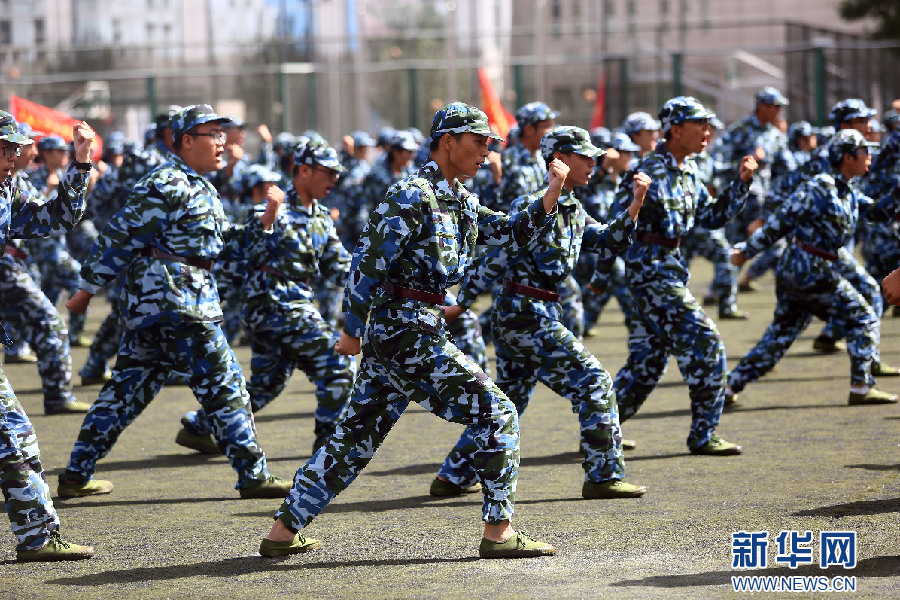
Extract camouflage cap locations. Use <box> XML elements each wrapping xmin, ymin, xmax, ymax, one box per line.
<box><xmin>293</xmin><ymin>138</ymin><xmax>345</xmax><ymax>173</ymax></box>
<box><xmin>376</xmin><ymin>126</ymin><xmax>396</xmax><ymax>146</ymax></box>
<box><xmin>241</xmin><ymin>164</ymin><xmax>282</xmax><ymax>191</ymax></box>
<box><xmin>829</xmin><ymin>99</ymin><xmax>877</xmax><ymax>127</ymax></box>
<box><xmin>515</xmin><ymin>101</ymin><xmax>560</xmax><ymax>127</ymax></box>
<box><xmin>883</xmin><ymin>110</ymin><xmax>900</xmax><ymax>131</ymax></box>
<box><xmin>407</xmin><ymin>127</ymin><xmax>425</xmax><ymax>145</ymax></box>
<box><xmin>106</xmin><ymin>131</ymin><xmax>125</xmax><ymax>154</ymax></box>
<box><xmin>827</xmin><ymin>129</ymin><xmax>877</xmax><ymax>164</ymax></box>
<box><xmin>222</xmin><ymin>118</ymin><xmax>245</xmax><ymax>130</ymax></box>
<box><xmin>169</xmin><ymin>104</ymin><xmax>231</xmax><ymax>144</ymax></box>
<box><xmin>755</xmin><ymin>86</ymin><xmax>789</xmax><ymax>106</ymax></box>
<box><xmin>273</xmin><ymin>131</ymin><xmax>296</xmax><ymax>150</ymax></box>
<box><xmin>622</xmin><ymin>112</ymin><xmax>662</xmax><ymax>135</ymax></box>
<box><xmin>0</xmin><ymin>111</ymin><xmax>32</xmax><ymax>145</ymax></box>
<box><xmin>388</xmin><ymin>130</ymin><xmax>419</xmax><ymax>152</ymax></box>
<box><xmin>16</xmin><ymin>122</ymin><xmax>38</xmax><ymax>140</ymax></box>
<box><xmin>540</xmin><ymin>126</ymin><xmax>605</xmax><ymax>160</ymax></box>
<box><xmin>37</xmin><ymin>134</ymin><xmax>68</xmax><ymax>151</ymax></box>
<box><xmin>430</xmin><ymin>102</ymin><xmax>504</xmax><ymax>142</ymax></box>
<box><xmin>154</xmin><ymin>105</ymin><xmax>184</xmax><ymax>133</ymax></box>
<box><xmin>350</xmin><ymin>130</ymin><xmax>375</xmax><ymax>147</ymax></box>
<box><xmin>588</xmin><ymin>126</ymin><xmax>612</xmax><ymax>149</ymax></box>
<box><xmin>658</xmin><ymin>97</ymin><xmax>716</xmax><ymax>132</ymax></box>
<box><xmin>788</xmin><ymin>120</ymin><xmax>814</xmax><ymax>142</ymax></box>
<box><xmin>816</xmin><ymin>125</ymin><xmax>835</xmax><ymax>145</ymax></box>
<box><xmin>612</xmin><ymin>131</ymin><xmax>641</xmax><ymax>153</ymax></box>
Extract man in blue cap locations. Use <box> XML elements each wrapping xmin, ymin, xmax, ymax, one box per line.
<box><xmin>259</xmin><ymin>102</ymin><xmax>560</xmax><ymax>560</ymax></box>
<box><xmin>621</xmin><ymin>111</ymin><xmax>661</xmax><ymax>160</ymax></box>
<box><xmin>177</xmin><ymin>140</ymin><xmax>355</xmax><ymax>455</ymax></box>
<box><xmin>0</xmin><ymin>111</ymin><xmax>97</xmax><ymax>561</ymax></box>
<box><xmin>59</xmin><ymin>104</ymin><xmax>294</xmax><ymax>501</ymax></box>
<box><xmin>598</xmin><ymin>96</ymin><xmax>758</xmax><ymax>455</ymax></box>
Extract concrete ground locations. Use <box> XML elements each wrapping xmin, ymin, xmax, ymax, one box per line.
<box><xmin>1</xmin><ymin>263</ymin><xmax>899</xmax><ymax>600</ymax></box>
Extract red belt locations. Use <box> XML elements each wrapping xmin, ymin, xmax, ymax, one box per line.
<box><xmin>383</xmin><ymin>282</ymin><xmax>445</xmax><ymax>305</ymax></box>
<box><xmin>794</xmin><ymin>239</ymin><xmax>837</xmax><ymax>261</ymax></box>
<box><xmin>637</xmin><ymin>233</ymin><xmax>680</xmax><ymax>248</ymax></box>
<box><xmin>137</xmin><ymin>247</ymin><xmax>214</xmax><ymax>270</ymax></box>
<box><xmin>259</xmin><ymin>264</ymin><xmax>308</xmax><ymax>284</ymax></box>
<box><xmin>4</xmin><ymin>245</ymin><xmax>27</xmax><ymax>260</ymax></box>
<box><xmin>502</xmin><ymin>279</ymin><xmax>560</xmax><ymax>302</ymax></box>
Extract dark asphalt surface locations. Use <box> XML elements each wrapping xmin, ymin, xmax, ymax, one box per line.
<box><xmin>2</xmin><ymin>263</ymin><xmax>899</xmax><ymax>599</ymax></box>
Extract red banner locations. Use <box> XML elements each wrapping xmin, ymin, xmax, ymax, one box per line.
<box><xmin>589</xmin><ymin>70</ymin><xmax>607</xmax><ymax>129</ymax></box>
<box><xmin>9</xmin><ymin>94</ymin><xmax>102</xmax><ymax>158</ymax></box>
<box><xmin>477</xmin><ymin>67</ymin><xmax>515</xmax><ymax>142</ymax></box>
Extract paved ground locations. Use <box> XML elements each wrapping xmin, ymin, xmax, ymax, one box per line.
<box><xmin>2</xmin><ymin>263</ymin><xmax>899</xmax><ymax>599</ymax></box>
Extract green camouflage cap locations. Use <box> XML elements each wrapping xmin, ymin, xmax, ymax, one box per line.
<box><xmin>169</xmin><ymin>104</ymin><xmax>231</xmax><ymax>144</ymax></box>
<box><xmin>827</xmin><ymin>129</ymin><xmax>877</xmax><ymax>164</ymax></box>
<box><xmin>540</xmin><ymin>126</ymin><xmax>606</xmax><ymax>160</ymax></box>
<box><xmin>430</xmin><ymin>102</ymin><xmax>504</xmax><ymax>142</ymax></box>
<box><xmin>515</xmin><ymin>101</ymin><xmax>560</xmax><ymax>127</ymax></box>
<box><xmin>241</xmin><ymin>164</ymin><xmax>282</xmax><ymax>191</ymax></box>
<box><xmin>0</xmin><ymin>111</ymin><xmax>32</xmax><ymax>145</ymax></box>
<box><xmin>658</xmin><ymin>96</ymin><xmax>716</xmax><ymax>132</ymax></box>
<box><xmin>293</xmin><ymin>138</ymin><xmax>345</xmax><ymax>172</ymax></box>
<box><xmin>755</xmin><ymin>86</ymin><xmax>789</xmax><ymax>106</ymax></box>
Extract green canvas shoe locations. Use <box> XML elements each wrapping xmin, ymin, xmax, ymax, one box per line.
<box><xmin>58</xmin><ymin>478</ymin><xmax>114</xmax><ymax>499</ymax></box>
<box><xmin>239</xmin><ymin>476</ymin><xmax>292</xmax><ymax>499</ymax></box>
<box><xmin>690</xmin><ymin>434</ymin><xmax>742</xmax><ymax>456</ymax></box>
<box><xmin>259</xmin><ymin>533</ymin><xmax>322</xmax><ymax>557</ymax></box>
<box><xmin>429</xmin><ymin>477</ymin><xmax>482</xmax><ymax>497</ymax></box>
<box><xmin>175</xmin><ymin>428</ymin><xmax>219</xmax><ymax>454</ymax></box>
<box><xmin>848</xmin><ymin>388</ymin><xmax>899</xmax><ymax>405</ymax></box>
<box><xmin>479</xmin><ymin>531</ymin><xmax>556</xmax><ymax>559</ymax></box>
<box><xmin>582</xmin><ymin>480</ymin><xmax>647</xmax><ymax>499</ymax></box>
<box><xmin>16</xmin><ymin>531</ymin><xmax>94</xmax><ymax>562</ymax></box>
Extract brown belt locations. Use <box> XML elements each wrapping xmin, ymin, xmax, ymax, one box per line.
<box><xmin>137</xmin><ymin>247</ymin><xmax>214</xmax><ymax>270</ymax></box>
<box><xmin>383</xmin><ymin>282</ymin><xmax>445</xmax><ymax>305</ymax></box>
<box><xmin>4</xmin><ymin>245</ymin><xmax>27</xmax><ymax>260</ymax></box>
<box><xmin>794</xmin><ymin>239</ymin><xmax>838</xmax><ymax>262</ymax></box>
<box><xmin>502</xmin><ymin>279</ymin><xmax>560</xmax><ymax>302</ymax></box>
<box><xmin>637</xmin><ymin>233</ymin><xmax>681</xmax><ymax>248</ymax></box>
<box><xmin>259</xmin><ymin>264</ymin><xmax>308</xmax><ymax>284</ymax></box>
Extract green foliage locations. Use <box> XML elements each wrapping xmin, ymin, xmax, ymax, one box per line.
<box><xmin>839</xmin><ymin>0</ymin><xmax>900</xmax><ymax>41</ymax></box>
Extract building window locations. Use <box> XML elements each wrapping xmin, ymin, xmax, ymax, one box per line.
<box><xmin>113</xmin><ymin>20</ymin><xmax>121</xmax><ymax>43</ymax></box>
<box><xmin>34</xmin><ymin>18</ymin><xmax>44</xmax><ymax>45</ymax></box>
<box><xmin>0</xmin><ymin>21</ymin><xmax>11</xmax><ymax>45</ymax></box>
<box><xmin>551</xmin><ymin>0</ymin><xmax>562</xmax><ymax>38</ymax></box>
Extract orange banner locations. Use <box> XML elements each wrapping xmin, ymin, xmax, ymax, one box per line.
<box><xmin>477</xmin><ymin>67</ymin><xmax>515</xmax><ymax>142</ymax></box>
<box><xmin>589</xmin><ymin>70</ymin><xmax>607</xmax><ymax>129</ymax></box>
<box><xmin>9</xmin><ymin>94</ymin><xmax>102</xmax><ymax>158</ymax></box>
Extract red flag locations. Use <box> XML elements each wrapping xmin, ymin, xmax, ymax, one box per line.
<box><xmin>477</xmin><ymin>67</ymin><xmax>515</xmax><ymax>140</ymax></box>
<box><xmin>589</xmin><ymin>70</ymin><xmax>607</xmax><ymax>129</ymax></box>
<box><xmin>10</xmin><ymin>94</ymin><xmax>103</xmax><ymax>159</ymax></box>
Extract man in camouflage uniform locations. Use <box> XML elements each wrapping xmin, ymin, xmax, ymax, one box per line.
<box><xmin>178</xmin><ymin>141</ymin><xmax>354</xmax><ymax>454</ymax></box>
<box><xmin>600</xmin><ymin>97</ymin><xmax>757</xmax><ymax>455</ymax></box>
<box><xmin>860</xmin><ymin>128</ymin><xmax>900</xmax><ymax>311</ymax></box>
<box><xmin>1</xmin><ymin>123</ymin><xmax>90</xmax><ymax>415</ymax></box>
<box><xmin>712</xmin><ymin>87</ymin><xmax>794</xmax><ymax>269</ymax></box>
<box><xmin>434</xmin><ymin>126</ymin><xmax>651</xmax><ymax>500</ymax></box>
<box><xmin>727</xmin><ymin>130</ymin><xmax>899</xmax><ymax>406</ymax></box>
<box><xmin>26</xmin><ymin>135</ymin><xmax>91</xmax><ymax>346</ymax></box>
<box><xmin>58</xmin><ymin>105</ymin><xmax>293</xmax><ymax>501</ymax></box>
<box><xmin>77</xmin><ymin>115</ymin><xmax>173</xmax><ymax>385</ymax></box>
<box><xmin>1</xmin><ymin>113</ymin><xmax>95</xmax><ymax>561</ymax></box>
<box><xmin>259</xmin><ymin>103</ymin><xmax>558</xmax><ymax>559</ymax></box>
<box><xmin>621</xmin><ymin>112</ymin><xmax>661</xmax><ymax>161</ymax></box>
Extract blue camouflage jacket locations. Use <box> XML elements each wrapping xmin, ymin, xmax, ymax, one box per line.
<box><xmin>242</xmin><ymin>188</ymin><xmax>350</xmax><ymax>330</ymax></box>
<box><xmin>457</xmin><ymin>185</ymin><xmax>635</xmax><ymax>312</ymax></box>
<box><xmin>737</xmin><ymin>167</ymin><xmax>899</xmax><ymax>288</ymax></box>
<box><xmin>1</xmin><ymin>165</ymin><xmax>88</xmax><ymax>342</ymax></box>
<box><xmin>342</xmin><ymin>160</ymin><xmax>555</xmax><ymax>338</ymax></box>
<box><xmin>79</xmin><ymin>153</ymin><xmax>270</xmax><ymax>329</ymax></box>
<box><xmin>595</xmin><ymin>141</ymin><xmax>749</xmax><ymax>289</ymax></box>
<box><xmin>713</xmin><ymin>114</ymin><xmax>794</xmax><ymax>201</ymax></box>
<box><xmin>496</xmin><ymin>142</ymin><xmax>547</xmax><ymax>213</ymax></box>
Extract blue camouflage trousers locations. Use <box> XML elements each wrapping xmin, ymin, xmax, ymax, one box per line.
<box><xmin>0</xmin><ymin>369</ymin><xmax>60</xmax><ymax>551</ymax></box>
<box><xmin>446</xmin><ymin>292</ymin><xmax>490</xmax><ymax>375</ymax></box>
<box><xmin>274</xmin><ymin>307</ymin><xmax>520</xmax><ymax>531</ymax></box>
<box><xmin>184</xmin><ymin>304</ymin><xmax>354</xmax><ymax>451</ymax></box>
<box><xmin>0</xmin><ymin>258</ymin><xmax>76</xmax><ymax>411</ymax></box>
<box><xmin>438</xmin><ymin>299</ymin><xmax>624</xmax><ymax>486</ymax></box>
<box><xmin>61</xmin><ymin>321</ymin><xmax>271</xmax><ymax>489</ymax></box>
<box><xmin>580</xmin><ymin>256</ymin><xmax>634</xmax><ymax>331</ymax></box>
<box><xmin>614</xmin><ymin>280</ymin><xmax>726</xmax><ymax>450</ymax></box>
<box><xmin>818</xmin><ymin>259</ymin><xmax>884</xmax><ymax>364</ymax></box>
<box><xmin>729</xmin><ymin>272</ymin><xmax>879</xmax><ymax>392</ymax></box>
<box><xmin>682</xmin><ymin>226</ymin><xmax>740</xmax><ymax>313</ymax></box>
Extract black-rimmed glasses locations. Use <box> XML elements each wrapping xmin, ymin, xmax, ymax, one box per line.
<box><xmin>312</xmin><ymin>165</ymin><xmax>341</xmax><ymax>180</ymax></box>
<box><xmin>0</xmin><ymin>145</ymin><xmax>22</xmax><ymax>159</ymax></box>
<box><xmin>189</xmin><ymin>131</ymin><xmax>226</xmax><ymax>144</ymax></box>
